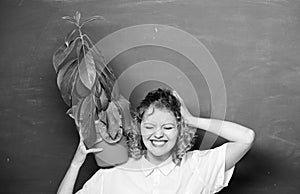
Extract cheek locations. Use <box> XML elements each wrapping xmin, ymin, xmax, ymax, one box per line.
<box><xmin>140</xmin><ymin>128</ymin><xmax>151</xmax><ymax>143</ymax></box>
<box><xmin>166</xmin><ymin>129</ymin><xmax>179</xmax><ymax>141</ymax></box>
<box><xmin>140</xmin><ymin>127</ymin><xmax>151</xmax><ymax>138</ymax></box>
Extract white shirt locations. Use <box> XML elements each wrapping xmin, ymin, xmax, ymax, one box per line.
<box><xmin>76</xmin><ymin>143</ymin><xmax>235</xmax><ymax>194</ymax></box>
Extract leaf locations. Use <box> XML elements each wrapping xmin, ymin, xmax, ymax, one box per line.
<box><xmin>92</xmin><ymin>51</ymin><xmax>110</xmax><ymax>77</ymax></box>
<box><xmin>93</xmin><ymin>78</ymin><xmax>103</xmax><ymax>110</ymax></box>
<box><xmin>96</xmin><ymin>119</ymin><xmax>123</xmax><ymax>144</ymax></box>
<box><xmin>82</xmin><ymin>34</ymin><xmax>116</xmax><ymax>100</ymax></box>
<box><xmin>71</xmin><ymin>81</ymin><xmax>81</xmax><ymax>105</ymax></box>
<box><xmin>96</xmin><ymin>104</ymin><xmax>123</xmax><ymax>144</ymax></box>
<box><xmin>65</xmin><ymin>29</ymin><xmax>77</xmax><ymax>47</ymax></box>
<box><xmin>77</xmin><ymin>40</ymin><xmax>90</xmax><ymax>60</ymax></box>
<box><xmin>92</xmin><ymin>50</ymin><xmax>116</xmax><ymax>100</ymax></box>
<box><xmin>62</xmin><ymin>16</ymin><xmax>73</xmax><ymax>20</ymax></box>
<box><xmin>59</xmin><ymin>60</ymin><xmax>78</xmax><ymax>106</ymax></box>
<box><xmin>78</xmin><ymin>94</ymin><xmax>97</xmax><ymax>148</ymax></box>
<box><xmin>76</xmin><ymin>41</ymin><xmax>83</xmax><ymax>59</ymax></box>
<box><xmin>70</xmin><ymin>68</ymin><xmax>80</xmax><ymax>103</ymax></box>
<box><xmin>98</xmin><ymin>81</ymin><xmax>109</xmax><ymax>111</ymax></box>
<box><xmin>96</xmin><ymin>73</ymin><xmax>110</xmax><ymax>99</ymax></box>
<box><xmin>78</xmin><ymin>49</ymin><xmax>97</xmax><ymax>90</ymax></box>
<box><xmin>83</xmin><ymin>34</ymin><xmax>108</xmax><ymax>66</ymax></box>
<box><xmin>98</xmin><ymin>70</ymin><xmax>117</xmax><ymax>101</ymax></box>
<box><xmin>114</xmin><ymin>95</ymin><xmax>134</xmax><ymax>133</ymax></box>
<box><xmin>56</xmin><ymin>59</ymin><xmax>77</xmax><ymax>90</ymax></box>
<box><xmin>82</xmin><ymin>35</ymin><xmax>93</xmax><ymax>50</ymax></box>
<box><xmin>62</xmin><ymin>16</ymin><xmax>76</xmax><ymax>24</ymax></box>
<box><xmin>75</xmin><ymin>11</ymin><xmax>81</xmax><ymax>26</ymax></box>
<box><xmin>82</xmin><ymin>34</ymin><xmax>95</xmax><ymax>49</ymax></box>
<box><xmin>83</xmin><ymin>35</ymin><xmax>112</xmax><ymax>82</ymax></box>
<box><xmin>75</xmin><ymin>98</ymin><xmax>84</xmax><ymax>127</ymax></box>
<box><xmin>106</xmin><ymin>101</ymin><xmax>123</xmax><ymax>141</ymax></box>
<box><xmin>74</xmin><ymin>71</ymin><xmax>91</xmax><ymax>98</ymax></box>
<box><xmin>80</xmin><ymin>15</ymin><xmax>104</xmax><ymax>27</ymax></box>
<box><xmin>53</xmin><ymin>37</ymin><xmax>79</xmax><ymax>73</ymax></box>
<box><xmin>84</xmin><ymin>36</ymin><xmax>112</xmax><ymax>83</ymax></box>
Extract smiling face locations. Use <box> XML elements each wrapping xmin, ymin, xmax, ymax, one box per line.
<box><xmin>141</xmin><ymin>107</ymin><xmax>179</xmax><ymax>164</ymax></box>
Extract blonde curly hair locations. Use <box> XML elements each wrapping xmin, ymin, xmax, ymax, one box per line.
<box><xmin>125</xmin><ymin>88</ymin><xmax>197</xmax><ymax>165</ymax></box>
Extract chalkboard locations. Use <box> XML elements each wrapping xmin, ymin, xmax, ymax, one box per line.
<box><xmin>0</xmin><ymin>0</ymin><xmax>299</xmax><ymax>193</ymax></box>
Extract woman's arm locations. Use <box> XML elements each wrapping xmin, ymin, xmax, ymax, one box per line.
<box><xmin>57</xmin><ymin>134</ymin><xmax>103</xmax><ymax>194</ymax></box>
<box><xmin>187</xmin><ymin>117</ymin><xmax>255</xmax><ymax>170</ymax></box>
<box><xmin>173</xmin><ymin>91</ymin><xmax>255</xmax><ymax>171</ymax></box>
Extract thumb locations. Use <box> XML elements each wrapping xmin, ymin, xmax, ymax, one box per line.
<box><xmin>86</xmin><ymin>147</ymin><xmax>103</xmax><ymax>154</ymax></box>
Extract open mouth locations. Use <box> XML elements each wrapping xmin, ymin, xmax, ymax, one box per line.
<box><xmin>150</xmin><ymin>140</ymin><xmax>168</xmax><ymax>147</ymax></box>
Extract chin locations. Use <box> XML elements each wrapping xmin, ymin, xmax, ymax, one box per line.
<box><xmin>151</xmin><ymin>150</ymin><xmax>170</xmax><ymax>157</ymax></box>
<box><xmin>147</xmin><ymin>144</ymin><xmax>174</xmax><ymax>158</ymax></box>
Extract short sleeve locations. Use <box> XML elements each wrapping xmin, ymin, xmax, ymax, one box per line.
<box><xmin>75</xmin><ymin>170</ymin><xmax>104</xmax><ymax>194</ymax></box>
<box><xmin>189</xmin><ymin>143</ymin><xmax>235</xmax><ymax>193</ymax></box>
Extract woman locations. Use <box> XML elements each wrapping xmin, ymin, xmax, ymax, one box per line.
<box><xmin>58</xmin><ymin>88</ymin><xmax>255</xmax><ymax>194</ymax></box>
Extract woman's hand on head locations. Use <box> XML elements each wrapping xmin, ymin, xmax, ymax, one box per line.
<box><xmin>172</xmin><ymin>90</ymin><xmax>194</xmax><ymax>125</ymax></box>
<box><xmin>71</xmin><ymin>129</ymin><xmax>103</xmax><ymax>168</ymax></box>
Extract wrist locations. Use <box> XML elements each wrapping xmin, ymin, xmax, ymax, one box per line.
<box><xmin>184</xmin><ymin>116</ymin><xmax>197</xmax><ymax>127</ymax></box>
<box><xmin>70</xmin><ymin>161</ymin><xmax>83</xmax><ymax>169</ymax></box>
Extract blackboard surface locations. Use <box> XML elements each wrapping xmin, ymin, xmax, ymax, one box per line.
<box><xmin>0</xmin><ymin>0</ymin><xmax>299</xmax><ymax>193</ymax></box>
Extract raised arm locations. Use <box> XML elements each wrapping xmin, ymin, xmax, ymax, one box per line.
<box><xmin>57</xmin><ymin>133</ymin><xmax>103</xmax><ymax>194</ymax></box>
<box><xmin>173</xmin><ymin>91</ymin><xmax>255</xmax><ymax>171</ymax></box>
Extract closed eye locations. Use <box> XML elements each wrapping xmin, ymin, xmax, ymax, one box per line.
<box><xmin>145</xmin><ymin>126</ymin><xmax>154</xmax><ymax>130</ymax></box>
<box><xmin>164</xmin><ymin>126</ymin><xmax>174</xmax><ymax>130</ymax></box>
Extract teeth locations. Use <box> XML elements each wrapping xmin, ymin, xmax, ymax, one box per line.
<box><xmin>151</xmin><ymin>140</ymin><xmax>167</xmax><ymax>147</ymax></box>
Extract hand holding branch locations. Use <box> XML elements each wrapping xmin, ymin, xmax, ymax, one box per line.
<box><xmin>71</xmin><ymin>131</ymin><xmax>103</xmax><ymax>167</ymax></box>
<box><xmin>57</xmin><ymin>128</ymin><xmax>103</xmax><ymax>194</ymax></box>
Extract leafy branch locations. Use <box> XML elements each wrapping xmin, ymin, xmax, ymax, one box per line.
<box><xmin>53</xmin><ymin>11</ymin><xmax>133</xmax><ymax>148</ymax></box>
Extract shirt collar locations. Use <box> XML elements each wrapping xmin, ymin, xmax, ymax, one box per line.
<box><xmin>140</xmin><ymin>155</ymin><xmax>177</xmax><ymax>177</ymax></box>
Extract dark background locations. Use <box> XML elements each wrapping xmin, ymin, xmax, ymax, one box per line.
<box><xmin>0</xmin><ymin>0</ymin><xmax>300</xmax><ymax>193</ymax></box>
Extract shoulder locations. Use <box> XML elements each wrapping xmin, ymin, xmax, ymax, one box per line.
<box><xmin>181</xmin><ymin>144</ymin><xmax>234</xmax><ymax>193</ymax></box>
<box><xmin>184</xmin><ymin>143</ymin><xmax>228</xmax><ymax>162</ymax></box>
<box><xmin>181</xmin><ymin>143</ymin><xmax>230</xmax><ymax>175</ymax></box>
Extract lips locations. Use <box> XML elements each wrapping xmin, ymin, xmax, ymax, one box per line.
<box><xmin>150</xmin><ymin>140</ymin><xmax>168</xmax><ymax>147</ymax></box>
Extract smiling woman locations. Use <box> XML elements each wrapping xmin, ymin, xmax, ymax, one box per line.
<box><xmin>57</xmin><ymin>88</ymin><xmax>255</xmax><ymax>194</ymax></box>
<box><xmin>141</xmin><ymin>109</ymin><xmax>179</xmax><ymax>164</ymax></box>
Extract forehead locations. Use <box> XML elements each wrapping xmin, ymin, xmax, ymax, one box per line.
<box><xmin>142</xmin><ymin>107</ymin><xmax>176</xmax><ymax>123</ymax></box>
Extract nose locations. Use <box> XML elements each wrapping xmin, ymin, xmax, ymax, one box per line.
<box><xmin>153</xmin><ymin>128</ymin><xmax>164</xmax><ymax>139</ymax></box>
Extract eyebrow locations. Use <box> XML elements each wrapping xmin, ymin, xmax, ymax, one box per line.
<box><xmin>142</xmin><ymin>122</ymin><xmax>155</xmax><ymax>125</ymax></box>
<box><xmin>162</xmin><ymin>123</ymin><xmax>176</xmax><ymax>127</ymax></box>
<box><xmin>142</xmin><ymin>122</ymin><xmax>176</xmax><ymax>126</ymax></box>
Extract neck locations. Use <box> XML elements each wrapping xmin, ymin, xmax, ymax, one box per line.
<box><xmin>145</xmin><ymin>151</ymin><xmax>172</xmax><ymax>165</ymax></box>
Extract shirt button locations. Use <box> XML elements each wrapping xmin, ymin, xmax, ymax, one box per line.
<box><xmin>153</xmin><ymin>170</ymin><xmax>160</xmax><ymax>185</ymax></box>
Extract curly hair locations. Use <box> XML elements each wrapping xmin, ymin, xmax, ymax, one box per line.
<box><xmin>126</xmin><ymin>88</ymin><xmax>197</xmax><ymax>165</ymax></box>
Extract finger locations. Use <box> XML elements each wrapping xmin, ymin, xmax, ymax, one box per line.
<box><xmin>86</xmin><ymin>148</ymin><xmax>103</xmax><ymax>154</ymax></box>
<box><xmin>172</xmin><ymin>90</ymin><xmax>183</xmax><ymax>102</ymax></box>
<box><xmin>94</xmin><ymin>137</ymin><xmax>103</xmax><ymax>145</ymax></box>
<box><xmin>173</xmin><ymin>91</ymin><xmax>190</xmax><ymax>113</ymax></box>
<box><xmin>78</xmin><ymin>127</ymin><xmax>85</xmax><ymax>141</ymax></box>
<box><xmin>172</xmin><ymin>90</ymin><xmax>179</xmax><ymax>98</ymax></box>
<box><xmin>78</xmin><ymin>140</ymin><xmax>87</xmax><ymax>152</ymax></box>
